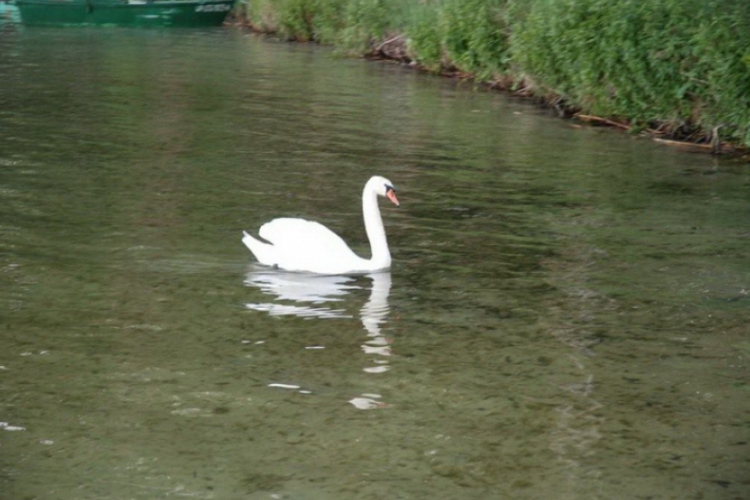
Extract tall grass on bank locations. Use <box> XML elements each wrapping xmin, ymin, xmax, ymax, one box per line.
<box><xmin>406</xmin><ymin>0</ymin><xmax>511</xmax><ymax>78</ymax></box>
<box><xmin>512</xmin><ymin>0</ymin><xmax>750</xmax><ymax>145</ymax></box>
<box><xmin>243</xmin><ymin>0</ymin><xmax>512</xmax><ymax>74</ymax></box>
<box><xmin>241</xmin><ymin>0</ymin><xmax>750</xmax><ymax>148</ymax></box>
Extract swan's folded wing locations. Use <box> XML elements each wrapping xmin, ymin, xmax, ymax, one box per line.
<box><xmin>258</xmin><ymin>218</ymin><xmax>354</xmax><ymax>255</ymax></box>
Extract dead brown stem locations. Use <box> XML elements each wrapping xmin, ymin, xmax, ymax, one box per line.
<box><xmin>575</xmin><ymin>114</ymin><xmax>630</xmax><ymax>130</ymax></box>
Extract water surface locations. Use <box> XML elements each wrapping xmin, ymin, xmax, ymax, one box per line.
<box><xmin>1</xmin><ymin>27</ymin><xmax>749</xmax><ymax>500</ymax></box>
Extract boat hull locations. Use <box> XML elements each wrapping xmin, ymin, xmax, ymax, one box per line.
<box><xmin>15</xmin><ymin>0</ymin><xmax>235</xmax><ymax>27</ymax></box>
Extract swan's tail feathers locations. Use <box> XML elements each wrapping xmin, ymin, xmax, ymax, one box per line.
<box><xmin>242</xmin><ymin>230</ymin><xmax>277</xmax><ymax>267</ymax></box>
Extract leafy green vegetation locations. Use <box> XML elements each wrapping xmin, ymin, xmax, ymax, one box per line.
<box><xmin>241</xmin><ymin>0</ymin><xmax>750</xmax><ymax>148</ymax></box>
<box><xmin>512</xmin><ymin>0</ymin><xmax>750</xmax><ymax>146</ymax></box>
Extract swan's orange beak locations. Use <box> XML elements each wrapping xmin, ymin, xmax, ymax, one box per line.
<box><xmin>386</xmin><ymin>188</ymin><xmax>400</xmax><ymax>207</ymax></box>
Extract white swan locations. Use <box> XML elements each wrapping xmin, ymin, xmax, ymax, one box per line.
<box><xmin>242</xmin><ymin>176</ymin><xmax>399</xmax><ymax>274</ymax></box>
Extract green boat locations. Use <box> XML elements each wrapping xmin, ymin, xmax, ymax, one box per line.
<box><xmin>15</xmin><ymin>0</ymin><xmax>235</xmax><ymax>27</ymax></box>
<box><xmin>1</xmin><ymin>2</ymin><xmax>22</xmax><ymax>24</ymax></box>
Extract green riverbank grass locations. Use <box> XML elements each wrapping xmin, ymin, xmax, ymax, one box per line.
<box><xmin>512</xmin><ymin>0</ymin><xmax>750</xmax><ymax>148</ymax></box>
<box><xmin>239</xmin><ymin>0</ymin><xmax>750</xmax><ymax>151</ymax></box>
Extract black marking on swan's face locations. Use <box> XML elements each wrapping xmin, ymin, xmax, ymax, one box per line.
<box><xmin>383</xmin><ymin>182</ymin><xmax>400</xmax><ymax>206</ymax></box>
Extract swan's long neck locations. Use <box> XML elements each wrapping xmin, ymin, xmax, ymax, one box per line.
<box><xmin>363</xmin><ymin>185</ymin><xmax>391</xmax><ymax>270</ymax></box>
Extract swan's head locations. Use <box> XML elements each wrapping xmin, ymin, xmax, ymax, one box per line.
<box><xmin>368</xmin><ymin>176</ymin><xmax>399</xmax><ymax>207</ymax></box>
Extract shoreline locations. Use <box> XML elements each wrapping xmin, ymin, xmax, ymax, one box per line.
<box><xmin>226</xmin><ymin>0</ymin><xmax>750</xmax><ymax>161</ymax></box>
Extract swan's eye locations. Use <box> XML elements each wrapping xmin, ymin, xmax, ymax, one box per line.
<box><xmin>385</xmin><ymin>184</ymin><xmax>396</xmax><ymax>193</ymax></box>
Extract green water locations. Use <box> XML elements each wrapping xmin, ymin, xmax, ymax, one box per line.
<box><xmin>1</xmin><ymin>27</ymin><xmax>749</xmax><ymax>500</ymax></box>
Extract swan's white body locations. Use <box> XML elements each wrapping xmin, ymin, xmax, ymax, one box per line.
<box><xmin>242</xmin><ymin>176</ymin><xmax>399</xmax><ymax>274</ymax></box>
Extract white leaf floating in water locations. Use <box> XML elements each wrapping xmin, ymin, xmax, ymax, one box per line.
<box><xmin>0</xmin><ymin>422</ymin><xmax>25</xmax><ymax>431</ymax></box>
<box><xmin>268</xmin><ymin>383</ymin><xmax>301</xmax><ymax>390</ymax></box>
<box><xmin>268</xmin><ymin>383</ymin><xmax>312</xmax><ymax>394</ymax></box>
<box><xmin>348</xmin><ymin>393</ymin><xmax>386</xmax><ymax>410</ymax></box>
<box><xmin>348</xmin><ymin>398</ymin><xmax>380</xmax><ymax>410</ymax></box>
<box><xmin>363</xmin><ymin>366</ymin><xmax>390</xmax><ymax>374</ymax></box>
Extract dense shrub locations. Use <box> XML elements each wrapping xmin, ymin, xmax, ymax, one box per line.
<box><xmin>338</xmin><ymin>0</ymin><xmax>404</xmax><ymax>52</ymax></box>
<box><xmin>512</xmin><ymin>0</ymin><xmax>750</xmax><ymax>144</ymax></box>
<box><xmin>244</xmin><ymin>0</ymin><xmax>346</xmax><ymax>42</ymax></box>
<box><xmin>406</xmin><ymin>0</ymin><xmax>511</xmax><ymax>77</ymax></box>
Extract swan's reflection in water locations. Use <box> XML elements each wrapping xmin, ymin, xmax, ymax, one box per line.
<box><xmin>244</xmin><ymin>269</ymin><xmax>392</xmax><ymax>409</ymax></box>
<box><xmin>246</xmin><ymin>272</ymin><xmax>357</xmax><ymax>319</ymax></box>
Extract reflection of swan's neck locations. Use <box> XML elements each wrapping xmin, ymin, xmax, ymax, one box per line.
<box><xmin>361</xmin><ymin>272</ymin><xmax>391</xmax><ymax>336</ymax></box>
<box><xmin>363</xmin><ymin>186</ymin><xmax>390</xmax><ymax>270</ymax></box>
